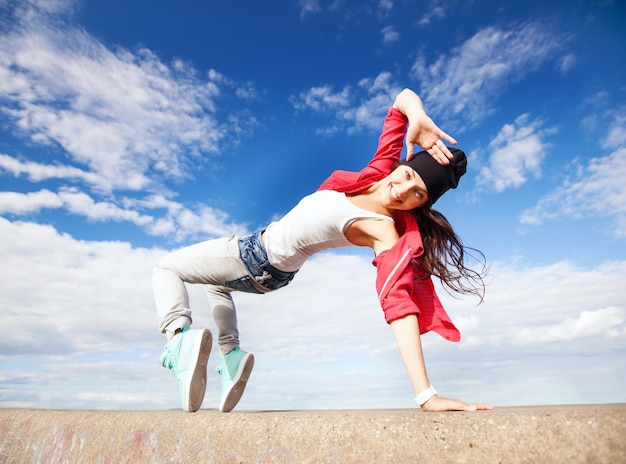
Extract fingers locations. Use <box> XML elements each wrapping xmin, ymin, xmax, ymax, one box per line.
<box><xmin>439</xmin><ymin>130</ymin><xmax>457</xmax><ymax>146</ymax></box>
<box><xmin>426</xmin><ymin>130</ymin><xmax>457</xmax><ymax>165</ymax></box>
<box><xmin>410</xmin><ymin>142</ymin><xmax>447</xmax><ymax>163</ymax></box>
<box><xmin>405</xmin><ymin>124</ymin><xmax>458</xmax><ymax>165</ymax></box>
<box><xmin>427</xmin><ymin>140</ymin><xmax>452</xmax><ymax>165</ymax></box>
<box><xmin>421</xmin><ymin>395</ymin><xmax>492</xmax><ymax>412</ymax></box>
<box><xmin>475</xmin><ymin>403</ymin><xmax>494</xmax><ymax>410</ymax></box>
<box><xmin>456</xmin><ymin>401</ymin><xmax>493</xmax><ymax>412</ymax></box>
<box><xmin>461</xmin><ymin>402</ymin><xmax>493</xmax><ymax>411</ymax></box>
<box><xmin>406</xmin><ymin>138</ymin><xmax>415</xmax><ymax>161</ymax></box>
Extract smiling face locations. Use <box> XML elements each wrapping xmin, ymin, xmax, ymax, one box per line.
<box><xmin>379</xmin><ymin>165</ymin><xmax>430</xmax><ymax>211</ymax></box>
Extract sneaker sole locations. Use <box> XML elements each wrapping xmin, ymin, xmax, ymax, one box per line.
<box><xmin>220</xmin><ymin>352</ymin><xmax>254</xmax><ymax>413</ymax></box>
<box><xmin>186</xmin><ymin>329</ymin><xmax>213</xmax><ymax>412</ymax></box>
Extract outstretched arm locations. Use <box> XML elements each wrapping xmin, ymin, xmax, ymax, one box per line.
<box><xmin>392</xmin><ymin>88</ymin><xmax>457</xmax><ymax>165</ymax></box>
<box><xmin>390</xmin><ymin>314</ymin><xmax>492</xmax><ymax>412</ymax></box>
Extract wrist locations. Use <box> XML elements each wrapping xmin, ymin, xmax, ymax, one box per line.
<box><xmin>393</xmin><ymin>89</ymin><xmax>425</xmax><ymax>118</ymax></box>
<box><xmin>414</xmin><ymin>385</ymin><xmax>437</xmax><ymax>406</ymax></box>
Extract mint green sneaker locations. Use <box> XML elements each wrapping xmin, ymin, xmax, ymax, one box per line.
<box><xmin>216</xmin><ymin>347</ymin><xmax>254</xmax><ymax>412</ymax></box>
<box><xmin>160</xmin><ymin>328</ymin><xmax>212</xmax><ymax>412</ymax></box>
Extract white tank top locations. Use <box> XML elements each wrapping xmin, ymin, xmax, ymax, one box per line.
<box><xmin>263</xmin><ymin>190</ymin><xmax>394</xmax><ymax>272</ymax></box>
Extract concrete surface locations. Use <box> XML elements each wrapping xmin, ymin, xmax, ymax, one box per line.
<box><xmin>0</xmin><ymin>404</ymin><xmax>624</xmax><ymax>463</ymax></box>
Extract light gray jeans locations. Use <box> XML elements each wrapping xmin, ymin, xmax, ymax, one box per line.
<box><xmin>153</xmin><ymin>231</ymin><xmax>297</xmax><ymax>354</ymax></box>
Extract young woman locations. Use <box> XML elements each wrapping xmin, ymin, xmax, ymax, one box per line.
<box><xmin>153</xmin><ymin>88</ymin><xmax>491</xmax><ymax>413</ymax></box>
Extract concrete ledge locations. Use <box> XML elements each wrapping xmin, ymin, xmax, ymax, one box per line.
<box><xmin>1</xmin><ymin>404</ymin><xmax>624</xmax><ymax>463</ymax></box>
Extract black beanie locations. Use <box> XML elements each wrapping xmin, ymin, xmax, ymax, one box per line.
<box><xmin>400</xmin><ymin>147</ymin><xmax>467</xmax><ymax>205</ymax></box>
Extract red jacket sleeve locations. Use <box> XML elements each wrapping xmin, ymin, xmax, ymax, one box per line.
<box><xmin>364</xmin><ymin>107</ymin><xmax>408</xmax><ymax>177</ymax></box>
<box><xmin>318</xmin><ymin>107</ymin><xmax>407</xmax><ymax>192</ymax></box>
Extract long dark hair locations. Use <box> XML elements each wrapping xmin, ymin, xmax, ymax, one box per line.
<box><xmin>413</xmin><ymin>207</ymin><xmax>486</xmax><ymax>302</ymax></box>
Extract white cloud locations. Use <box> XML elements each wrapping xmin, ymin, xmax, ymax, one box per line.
<box><xmin>514</xmin><ymin>307</ymin><xmax>625</xmax><ymax>344</ymax></box>
<box><xmin>381</xmin><ymin>25</ymin><xmax>400</xmax><ymax>44</ymax></box>
<box><xmin>59</xmin><ymin>188</ymin><xmax>154</xmax><ymax>225</ymax></box>
<box><xmin>291</xmin><ymin>85</ymin><xmax>352</xmax><ymax>113</ymax></box>
<box><xmin>558</xmin><ymin>53</ymin><xmax>576</xmax><ymax>74</ymax></box>
<box><xmin>16</xmin><ymin>0</ymin><xmax>75</xmax><ymax>16</ymax></box>
<box><xmin>431</xmin><ymin>258</ymin><xmax>626</xmax><ymax>405</ymax></box>
<box><xmin>0</xmin><ymin>1</ymin><xmax>253</xmax><ymax>194</ymax></box>
<box><xmin>0</xmin><ymin>217</ymin><xmax>164</xmax><ymax>357</ymax></box>
<box><xmin>412</xmin><ymin>23</ymin><xmax>561</xmax><ymax>128</ymax></box>
<box><xmin>520</xmin><ymin>147</ymin><xmax>626</xmax><ymax>237</ymax></box>
<box><xmin>0</xmin><ymin>218</ymin><xmax>624</xmax><ymax>410</ymax></box>
<box><xmin>0</xmin><ymin>189</ymin><xmax>62</xmax><ymax>214</ymax></box>
<box><xmin>0</xmin><ymin>188</ymin><xmax>152</xmax><ymax>226</ymax></box>
<box><xmin>518</xmin><ymin>105</ymin><xmax>626</xmax><ymax>236</ymax></box>
<box><xmin>127</xmin><ymin>194</ymin><xmax>249</xmax><ymax>240</ymax></box>
<box><xmin>298</xmin><ymin>0</ymin><xmax>321</xmax><ymax>18</ymax></box>
<box><xmin>0</xmin><ymin>1</ymin><xmax>259</xmax><ymax>242</ymax></box>
<box><xmin>419</xmin><ymin>4</ymin><xmax>446</xmax><ymax>26</ymax></box>
<box><xmin>438</xmin><ymin>260</ymin><xmax>626</xmax><ymax>345</ymax></box>
<box><xmin>353</xmin><ymin>73</ymin><xmax>402</xmax><ymax>130</ymax></box>
<box><xmin>0</xmin><ymin>153</ymin><xmax>101</xmax><ymax>186</ymax></box>
<box><xmin>290</xmin><ymin>72</ymin><xmax>402</xmax><ymax>132</ymax></box>
<box><xmin>477</xmin><ymin>114</ymin><xmax>554</xmax><ymax>192</ymax></box>
<box><xmin>604</xmin><ymin>110</ymin><xmax>626</xmax><ymax>150</ymax></box>
<box><xmin>378</xmin><ymin>0</ymin><xmax>393</xmax><ymax>14</ymax></box>
<box><xmin>0</xmin><ymin>188</ymin><xmax>249</xmax><ymax>240</ymax></box>
<box><xmin>298</xmin><ymin>0</ymin><xmax>395</xmax><ymax>22</ymax></box>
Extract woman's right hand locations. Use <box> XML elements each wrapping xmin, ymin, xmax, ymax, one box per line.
<box><xmin>421</xmin><ymin>395</ymin><xmax>493</xmax><ymax>412</ymax></box>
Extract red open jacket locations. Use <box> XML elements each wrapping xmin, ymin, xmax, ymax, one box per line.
<box><xmin>317</xmin><ymin>107</ymin><xmax>460</xmax><ymax>342</ymax></box>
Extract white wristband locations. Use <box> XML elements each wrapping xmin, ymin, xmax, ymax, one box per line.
<box><xmin>414</xmin><ymin>385</ymin><xmax>437</xmax><ymax>406</ymax></box>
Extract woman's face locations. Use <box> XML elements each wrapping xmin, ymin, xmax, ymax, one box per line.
<box><xmin>380</xmin><ymin>165</ymin><xmax>430</xmax><ymax>211</ymax></box>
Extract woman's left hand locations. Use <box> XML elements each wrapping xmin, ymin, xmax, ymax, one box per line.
<box><xmin>393</xmin><ymin>88</ymin><xmax>457</xmax><ymax>165</ymax></box>
<box><xmin>421</xmin><ymin>395</ymin><xmax>493</xmax><ymax>412</ymax></box>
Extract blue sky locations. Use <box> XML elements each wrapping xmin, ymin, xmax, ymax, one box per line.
<box><xmin>0</xmin><ymin>0</ymin><xmax>625</xmax><ymax>411</ymax></box>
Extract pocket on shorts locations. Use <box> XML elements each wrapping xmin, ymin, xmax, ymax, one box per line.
<box><xmin>224</xmin><ymin>275</ymin><xmax>264</xmax><ymax>294</ymax></box>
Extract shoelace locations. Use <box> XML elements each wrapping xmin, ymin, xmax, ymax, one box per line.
<box><xmin>160</xmin><ymin>347</ymin><xmax>177</xmax><ymax>372</ymax></box>
<box><xmin>215</xmin><ymin>360</ymin><xmax>233</xmax><ymax>380</ymax></box>
<box><xmin>215</xmin><ymin>363</ymin><xmax>227</xmax><ymax>378</ymax></box>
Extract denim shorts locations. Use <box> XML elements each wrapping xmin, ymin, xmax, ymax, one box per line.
<box><xmin>227</xmin><ymin>230</ymin><xmax>298</xmax><ymax>294</ymax></box>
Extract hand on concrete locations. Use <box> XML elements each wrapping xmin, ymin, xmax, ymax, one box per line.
<box><xmin>421</xmin><ymin>395</ymin><xmax>493</xmax><ymax>412</ymax></box>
